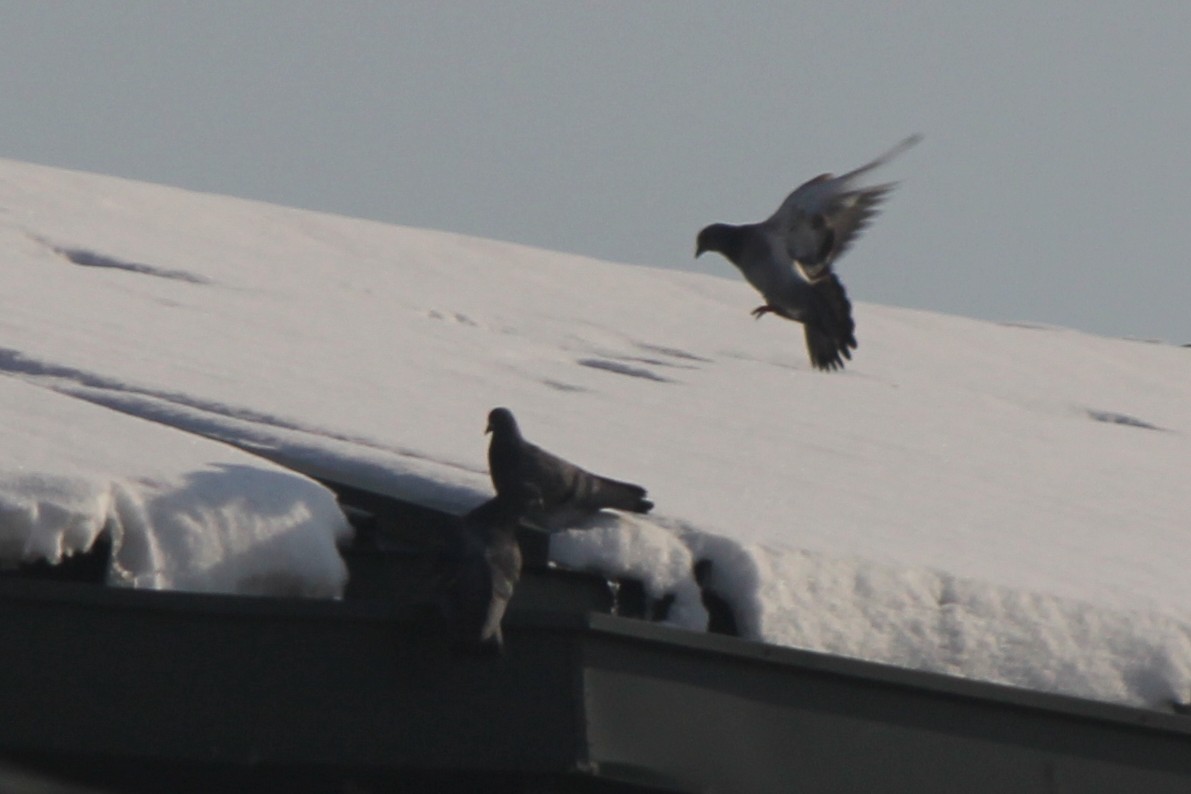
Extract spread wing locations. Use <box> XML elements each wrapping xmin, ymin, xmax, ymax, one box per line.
<box><xmin>765</xmin><ymin>135</ymin><xmax>920</xmax><ymax>274</ymax></box>
<box><xmin>439</xmin><ymin>496</ymin><xmax>526</xmax><ymax>653</ymax></box>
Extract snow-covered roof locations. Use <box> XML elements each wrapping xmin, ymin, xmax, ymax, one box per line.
<box><xmin>0</xmin><ymin>158</ymin><xmax>1188</xmax><ymax>709</ymax></box>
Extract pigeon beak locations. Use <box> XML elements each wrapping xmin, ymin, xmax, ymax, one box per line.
<box><xmin>485</xmin><ymin>420</ymin><xmax>493</xmax><ymax>435</ymax></box>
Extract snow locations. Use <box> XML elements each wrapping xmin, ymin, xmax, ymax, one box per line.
<box><xmin>0</xmin><ymin>375</ymin><xmax>349</xmax><ymax>596</ymax></box>
<box><xmin>0</xmin><ymin>157</ymin><xmax>1189</xmax><ymax>709</ymax></box>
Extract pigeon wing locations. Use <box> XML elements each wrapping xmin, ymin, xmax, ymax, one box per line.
<box><xmin>767</xmin><ymin>135</ymin><xmax>921</xmax><ymax>268</ymax></box>
<box><xmin>438</xmin><ymin>524</ymin><xmax>497</xmax><ymax>649</ymax></box>
<box><xmin>441</xmin><ymin>496</ymin><xmax>526</xmax><ymax>653</ymax></box>
<box><xmin>822</xmin><ymin>182</ymin><xmax>894</xmax><ymax>260</ymax></box>
<box><xmin>521</xmin><ymin>442</ymin><xmax>653</xmax><ymax>515</ymax></box>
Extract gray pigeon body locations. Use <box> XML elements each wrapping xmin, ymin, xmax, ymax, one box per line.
<box><xmin>439</xmin><ymin>492</ymin><xmax>529</xmax><ymax>654</ymax></box>
<box><xmin>486</xmin><ymin>407</ymin><xmax>653</xmax><ymax>528</ymax></box>
<box><xmin>696</xmin><ymin>135</ymin><xmax>920</xmax><ymax>371</ymax></box>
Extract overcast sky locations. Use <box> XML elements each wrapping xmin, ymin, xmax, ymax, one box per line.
<box><xmin>2</xmin><ymin>2</ymin><xmax>1189</xmax><ymax>342</ymax></box>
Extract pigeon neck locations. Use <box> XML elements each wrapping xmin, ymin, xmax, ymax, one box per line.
<box><xmin>500</xmin><ymin>422</ymin><xmax>522</xmax><ymax>443</ymax></box>
<box><xmin>491</xmin><ymin>426</ymin><xmax>522</xmax><ymax>456</ymax></box>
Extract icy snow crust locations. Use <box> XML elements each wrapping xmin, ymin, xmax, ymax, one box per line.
<box><xmin>0</xmin><ymin>158</ymin><xmax>1188</xmax><ymax>708</ymax></box>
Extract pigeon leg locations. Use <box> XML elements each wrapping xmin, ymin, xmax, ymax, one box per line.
<box><xmin>750</xmin><ymin>304</ymin><xmax>794</xmax><ymax>321</ymax></box>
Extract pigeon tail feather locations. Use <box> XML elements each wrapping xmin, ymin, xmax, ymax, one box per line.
<box><xmin>573</xmin><ymin>473</ymin><xmax>654</xmax><ymax>514</ymax></box>
<box><xmin>803</xmin><ymin>274</ymin><xmax>857</xmax><ymax>371</ymax></box>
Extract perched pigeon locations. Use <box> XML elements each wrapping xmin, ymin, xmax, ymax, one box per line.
<box><xmin>438</xmin><ymin>489</ymin><xmax>535</xmax><ymax>654</ymax></box>
<box><xmin>696</xmin><ymin>135</ymin><xmax>920</xmax><ymax>371</ymax></box>
<box><xmin>485</xmin><ymin>407</ymin><xmax>653</xmax><ymax>528</ymax></box>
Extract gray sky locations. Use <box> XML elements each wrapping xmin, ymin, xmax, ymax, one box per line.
<box><xmin>3</xmin><ymin>2</ymin><xmax>1189</xmax><ymax>342</ymax></box>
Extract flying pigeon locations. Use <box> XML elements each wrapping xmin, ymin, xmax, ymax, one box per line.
<box><xmin>696</xmin><ymin>135</ymin><xmax>920</xmax><ymax>371</ymax></box>
<box><xmin>485</xmin><ymin>407</ymin><xmax>653</xmax><ymax>528</ymax></box>
<box><xmin>438</xmin><ymin>488</ymin><xmax>536</xmax><ymax>654</ymax></box>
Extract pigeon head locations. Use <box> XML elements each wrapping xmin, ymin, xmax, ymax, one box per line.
<box><xmin>695</xmin><ymin>223</ymin><xmax>742</xmax><ymax>262</ymax></box>
<box><xmin>485</xmin><ymin>407</ymin><xmax>520</xmax><ymax>437</ymax></box>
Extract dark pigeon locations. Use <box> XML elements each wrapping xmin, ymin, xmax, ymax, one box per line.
<box><xmin>485</xmin><ymin>407</ymin><xmax>653</xmax><ymax>528</ymax></box>
<box><xmin>438</xmin><ymin>488</ymin><xmax>535</xmax><ymax>655</ymax></box>
<box><xmin>696</xmin><ymin>135</ymin><xmax>920</xmax><ymax>371</ymax></box>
